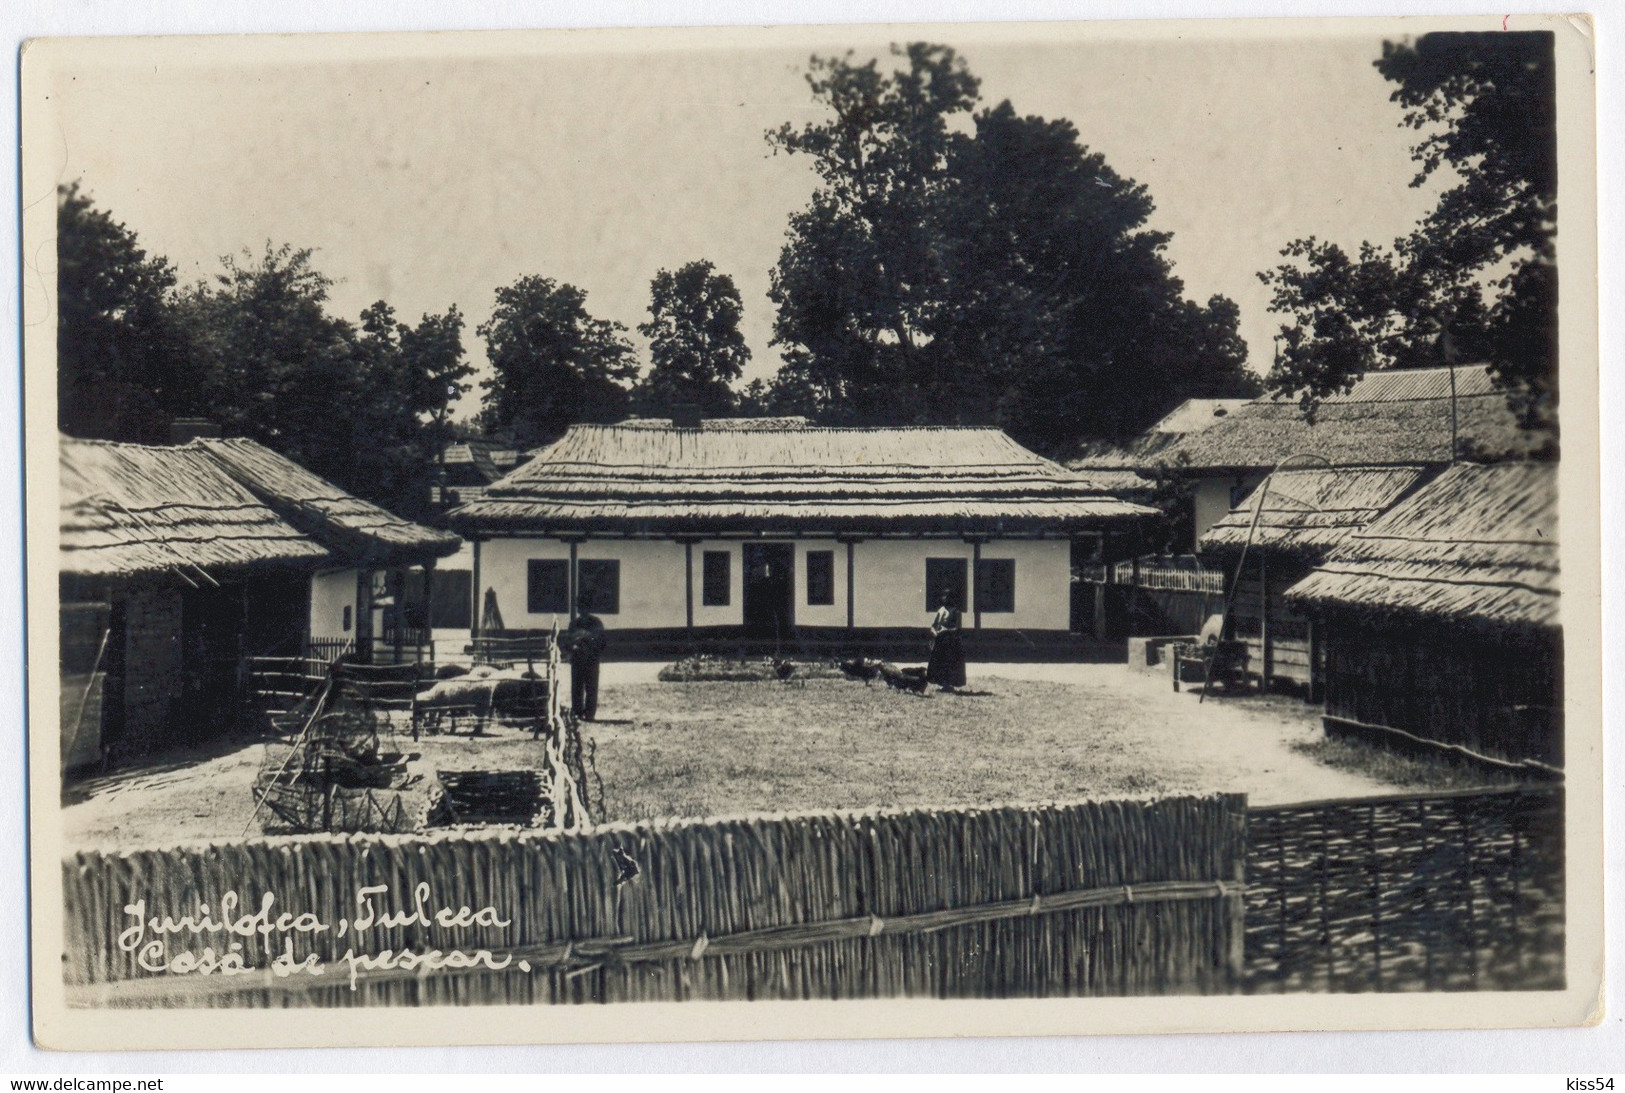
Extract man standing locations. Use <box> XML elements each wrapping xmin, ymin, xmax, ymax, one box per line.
<box><xmin>565</xmin><ymin>595</ymin><xmax>607</xmax><ymax>721</ymax></box>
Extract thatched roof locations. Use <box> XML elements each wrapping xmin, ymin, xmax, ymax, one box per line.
<box><xmin>1198</xmin><ymin>466</ymin><xmax>1428</xmax><ymax>557</ymax></box>
<box><xmin>618</xmin><ymin>416</ymin><xmax>813</xmax><ymax>431</ymax></box>
<box><xmin>442</xmin><ymin>438</ymin><xmax>524</xmax><ymax>485</ymax></box>
<box><xmin>450</xmin><ymin>424</ymin><xmax>1156</xmax><ymax>536</ymax></box>
<box><xmin>1067</xmin><ymin>398</ymin><xmax>1251</xmax><ymax>493</ymax></box>
<box><xmin>1285</xmin><ymin>461</ymin><xmax>1558</xmax><ymax>630</ymax></box>
<box><xmin>1161</xmin><ymin>365</ymin><xmax>1549</xmax><ymax>473</ymax></box>
<box><xmin>197</xmin><ymin>438</ymin><xmax>462</xmax><ymax>567</ymax></box>
<box><xmin>60</xmin><ymin>437</ymin><xmax>328</xmax><ymax>581</ymax></box>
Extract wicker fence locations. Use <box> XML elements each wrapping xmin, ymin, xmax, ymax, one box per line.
<box><xmin>1243</xmin><ymin>785</ymin><xmax>1564</xmax><ymax>993</ymax></box>
<box><xmin>62</xmin><ymin>795</ymin><xmax>1246</xmax><ymax>1007</ymax></box>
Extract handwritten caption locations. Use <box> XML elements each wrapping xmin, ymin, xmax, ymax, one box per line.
<box><xmin>118</xmin><ymin>883</ymin><xmax>516</xmax><ymax>990</ymax></box>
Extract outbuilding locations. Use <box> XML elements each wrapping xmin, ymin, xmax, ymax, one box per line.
<box><xmin>1196</xmin><ymin>465</ymin><xmax>1427</xmax><ymax>695</ymax></box>
<box><xmin>1285</xmin><ymin>461</ymin><xmax>1561</xmax><ymax>770</ymax></box>
<box><xmin>58</xmin><ymin>434</ymin><xmax>459</xmax><ymax>772</ymax></box>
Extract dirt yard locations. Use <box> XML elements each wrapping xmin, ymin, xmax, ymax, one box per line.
<box><xmin>60</xmin><ymin>661</ymin><xmax>1500</xmax><ymax>851</ymax></box>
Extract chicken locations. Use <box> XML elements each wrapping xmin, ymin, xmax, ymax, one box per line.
<box><xmin>837</xmin><ymin>656</ymin><xmax>881</xmax><ymax>683</ymax></box>
<box><xmin>772</xmin><ymin>657</ymin><xmax>798</xmax><ymax>683</ymax></box>
<box><xmin>878</xmin><ymin>662</ymin><xmax>928</xmax><ymax>695</ymax></box>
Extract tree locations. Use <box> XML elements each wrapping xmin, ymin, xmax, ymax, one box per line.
<box><xmin>177</xmin><ymin>245</ymin><xmax>471</xmax><ymax>517</ymax></box>
<box><xmin>176</xmin><ymin>243</ymin><xmax>365</xmax><ymax>486</ymax></box>
<box><xmin>764</xmin><ymin>45</ymin><xmax>1257</xmax><ymax>455</ymax></box>
<box><xmin>634</xmin><ymin>260</ymin><xmax>750</xmax><ymax>415</ymax></box>
<box><xmin>476</xmin><ymin>276</ymin><xmax>638</xmax><ymax>448</ymax></box>
<box><xmin>56</xmin><ymin>182</ymin><xmax>194</xmax><ymax>442</ymax></box>
<box><xmin>56</xmin><ymin>187</ymin><xmax>473</xmax><ymax>515</ymax></box>
<box><xmin>1259</xmin><ymin>31</ymin><xmax>1557</xmax><ymax>430</ymax></box>
<box><xmin>346</xmin><ymin>301</ymin><xmax>474</xmax><ymax>519</ymax></box>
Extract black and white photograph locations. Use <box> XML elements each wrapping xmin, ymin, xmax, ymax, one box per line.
<box><xmin>21</xmin><ymin>14</ymin><xmax>1601</xmax><ymax>1049</ymax></box>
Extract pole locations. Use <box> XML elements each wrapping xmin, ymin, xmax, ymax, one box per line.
<box><xmin>1199</xmin><ymin>452</ymin><xmax>1332</xmax><ymax>704</ymax></box>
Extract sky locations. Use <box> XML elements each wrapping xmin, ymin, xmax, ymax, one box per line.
<box><xmin>35</xmin><ymin>23</ymin><xmax>1450</xmax><ymax>419</ymax></box>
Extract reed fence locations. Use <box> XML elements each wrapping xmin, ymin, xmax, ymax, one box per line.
<box><xmin>62</xmin><ymin>795</ymin><xmax>1246</xmax><ymax>1007</ymax></box>
<box><xmin>1243</xmin><ymin>785</ymin><xmax>1563</xmax><ymax>993</ymax></box>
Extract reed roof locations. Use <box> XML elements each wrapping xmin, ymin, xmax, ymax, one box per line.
<box><xmin>1161</xmin><ymin>365</ymin><xmax>1549</xmax><ymax>472</ymax></box>
<box><xmin>197</xmin><ymin>438</ymin><xmax>462</xmax><ymax>566</ymax></box>
<box><xmin>1286</xmin><ymin>461</ymin><xmax>1559</xmax><ymax>629</ymax></box>
<box><xmin>450</xmin><ymin>424</ymin><xmax>1155</xmax><ymax>535</ymax></box>
<box><xmin>60</xmin><ymin>437</ymin><xmax>328</xmax><ymax>581</ymax></box>
<box><xmin>1067</xmin><ymin>398</ymin><xmax>1250</xmax><ymax>493</ymax></box>
<box><xmin>1198</xmin><ymin>466</ymin><xmax>1428</xmax><ymax>557</ymax></box>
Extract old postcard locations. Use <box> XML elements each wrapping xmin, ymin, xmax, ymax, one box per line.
<box><xmin>21</xmin><ymin>14</ymin><xmax>1602</xmax><ymax>1050</ymax></box>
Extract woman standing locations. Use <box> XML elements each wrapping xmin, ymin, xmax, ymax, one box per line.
<box><xmin>925</xmin><ymin>588</ymin><xmax>966</xmax><ymax>693</ymax></box>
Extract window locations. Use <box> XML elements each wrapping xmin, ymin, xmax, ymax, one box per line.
<box><xmin>925</xmin><ymin>557</ymin><xmax>968</xmax><ymax>612</ymax></box>
<box><xmin>702</xmin><ymin>551</ymin><xmax>731</xmax><ymax>607</ymax></box>
<box><xmin>576</xmin><ymin>559</ymin><xmax>621</xmax><ymax>615</ymax></box>
<box><xmin>429</xmin><ymin>570</ymin><xmax>473</xmax><ymax>630</ymax></box>
<box><xmin>342</xmin><ymin>605</ymin><xmax>352</xmax><ymax>633</ymax></box>
<box><xmin>805</xmin><ymin>550</ymin><xmax>835</xmax><ymax>606</ymax></box>
<box><xmin>975</xmin><ymin>558</ymin><xmax>1016</xmax><ymax>614</ymax></box>
<box><xmin>527</xmin><ymin>559</ymin><xmax>571</xmax><ymax>615</ymax></box>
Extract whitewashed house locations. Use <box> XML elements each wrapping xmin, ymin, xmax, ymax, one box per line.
<box><xmin>445</xmin><ymin>419</ymin><xmax>1157</xmax><ymax>657</ymax></box>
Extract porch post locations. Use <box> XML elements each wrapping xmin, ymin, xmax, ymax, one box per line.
<box><xmin>1259</xmin><ymin>551</ymin><xmax>1271</xmax><ymax>692</ymax></box>
<box><xmin>684</xmin><ymin>540</ymin><xmax>695</xmax><ymax>632</ymax></box>
<box><xmin>470</xmin><ymin>540</ymin><xmax>482</xmax><ymax>639</ymax></box>
<box><xmin>568</xmin><ymin>540</ymin><xmax>579</xmax><ymax>622</ymax></box>
<box><xmin>845</xmin><ymin>539</ymin><xmax>856</xmax><ymax>631</ymax></box>
<box><xmin>422</xmin><ymin>558</ymin><xmax>436</xmax><ymax>664</ymax></box>
<box><xmin>1092</xmin><ymin>534</ymin><xmax>1107</xmax><ymax>641</ymax></box>
<box><xmin>970</xmin><ymin>538</ymin><xmax>983</xmax><ymax>631</ymax></box>
<box><xmin>355</xmin><ymin>568</ymin><xmax>374</xmax><ymax>661</ymax></box>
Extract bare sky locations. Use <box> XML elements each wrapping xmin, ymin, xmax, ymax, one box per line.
<box><xmin>39</xmin><ymin>23</ymin><xmax>1447</xmax><ymax>418</ymax></box>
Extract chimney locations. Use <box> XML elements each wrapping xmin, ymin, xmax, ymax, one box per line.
<box><xmin>169</xmin><ymin>418</ymin><xmax>222</xmax><ymax>445</ymax></box>
<box><xmin>671</xmin><ymin>403</ymin><xmax>703</xmax><ymax>429</ymax></box>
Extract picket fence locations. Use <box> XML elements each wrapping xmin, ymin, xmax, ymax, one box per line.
<box><xmin>63</xmin><ymin>795</ymin><xmax>1247</xmax><ymax>1007</ymax></box>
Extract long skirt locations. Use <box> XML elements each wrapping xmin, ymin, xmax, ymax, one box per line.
<box><xmin>925</xmin><ymin>629</ymin><xmax>966</xmax><ymax>688</ymax></box>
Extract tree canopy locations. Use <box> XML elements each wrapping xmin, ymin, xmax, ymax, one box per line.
<box><xmin>475</xmin><ymin>275</ymin><xmax>638</xmax><ymax>449</ymax></box>
<box><xmin>634</xmin><ymin>260</ymin><xmax>750</xmax><ymax>415</ymax></box>
<box><xmin>1259</xmin><ymin>31</ymin><xmax>1557</xmax><ymax>431</ymax></box>
<box><xmin>56</xmin><ymin>186</ymin><xmax>472</xmax><ymax>519</ymax></box>
<box><xmin>761</xmin><ymin>44</ymin><xmax>1258</xmax><ymax>456</ymax></box>
<box><xmin>57</xmin><ymin>182</ymin><xmax>193</xmax><ymax>443</ymax></box>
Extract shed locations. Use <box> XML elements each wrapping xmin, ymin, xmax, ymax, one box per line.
<box><xmin>59</xmin><ymin>434</ymin><xmax>462</xmax><ymax>770</ymax></box>
<box><xmin>59</xmin><ymin>438</ymin><xmax>330</xmax><ymax>767</ymax></box>
<box><xmin>1285</xmin><ymin>461</ymin><xmax>1561</xmax><ymax>769</ymax></box>
<box><xmin>1196</xmin><ymin>466</ymin><xmax>1428</xmax><ymax>695</ymax></box>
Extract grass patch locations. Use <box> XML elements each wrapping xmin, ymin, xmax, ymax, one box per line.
<box><xmin>656</xmin><ymin>655</ymin><xmax>846</xmax><ymax>683</ymax></box>
<box><xmin>588</xmin><ymin>677</ymin><xmax>1319</xmax><ymax>823</ymax></box>
<box><xmin>1289</xmin><ymin>734</ymin><xmax>1518</xmax><ymax>793</ymax></box>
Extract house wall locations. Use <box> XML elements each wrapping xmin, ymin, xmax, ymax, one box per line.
<box><xmin>475</xmin><ymin>535</ymin><xmax>1073</xmax><ymax>635</ymax></box>
<box><xmin>690</xmin><ymin>540</ymin><xmax>744</xmax><ymax>628</ymax></box>
<box><xmin>479</xmin><ymin>537</ymin><xmax>689</xmax><ymax>630</ymax></box>
<box><xmin>309</xmin><ymin>567</ymin><xmax>359</xmax><ymax>642</ymax></box>
<box><xmin>977</xmin><ymin>539</ymin><xmax>1072</xmax><ymax>632</ymax></box>
<box><xmin>1193</xmin><ymin>474</ymin><xmax>1265</xmax><ymax>551</ymax></box>
<box><xmin>120</xmin><ymin>583</ymin><xmax>184</xmax><ymax>750</ymax></box>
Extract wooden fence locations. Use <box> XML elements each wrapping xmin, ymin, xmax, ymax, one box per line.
<box><xmin>62</xmin><ymin>795</ymin><xmax>1246</xmax><ymax>1007</ymax></box>
<box><xmin>1243</xmin><ymin>785</ymin><xmax>1564</xmax><ymax>993</ymax></box>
